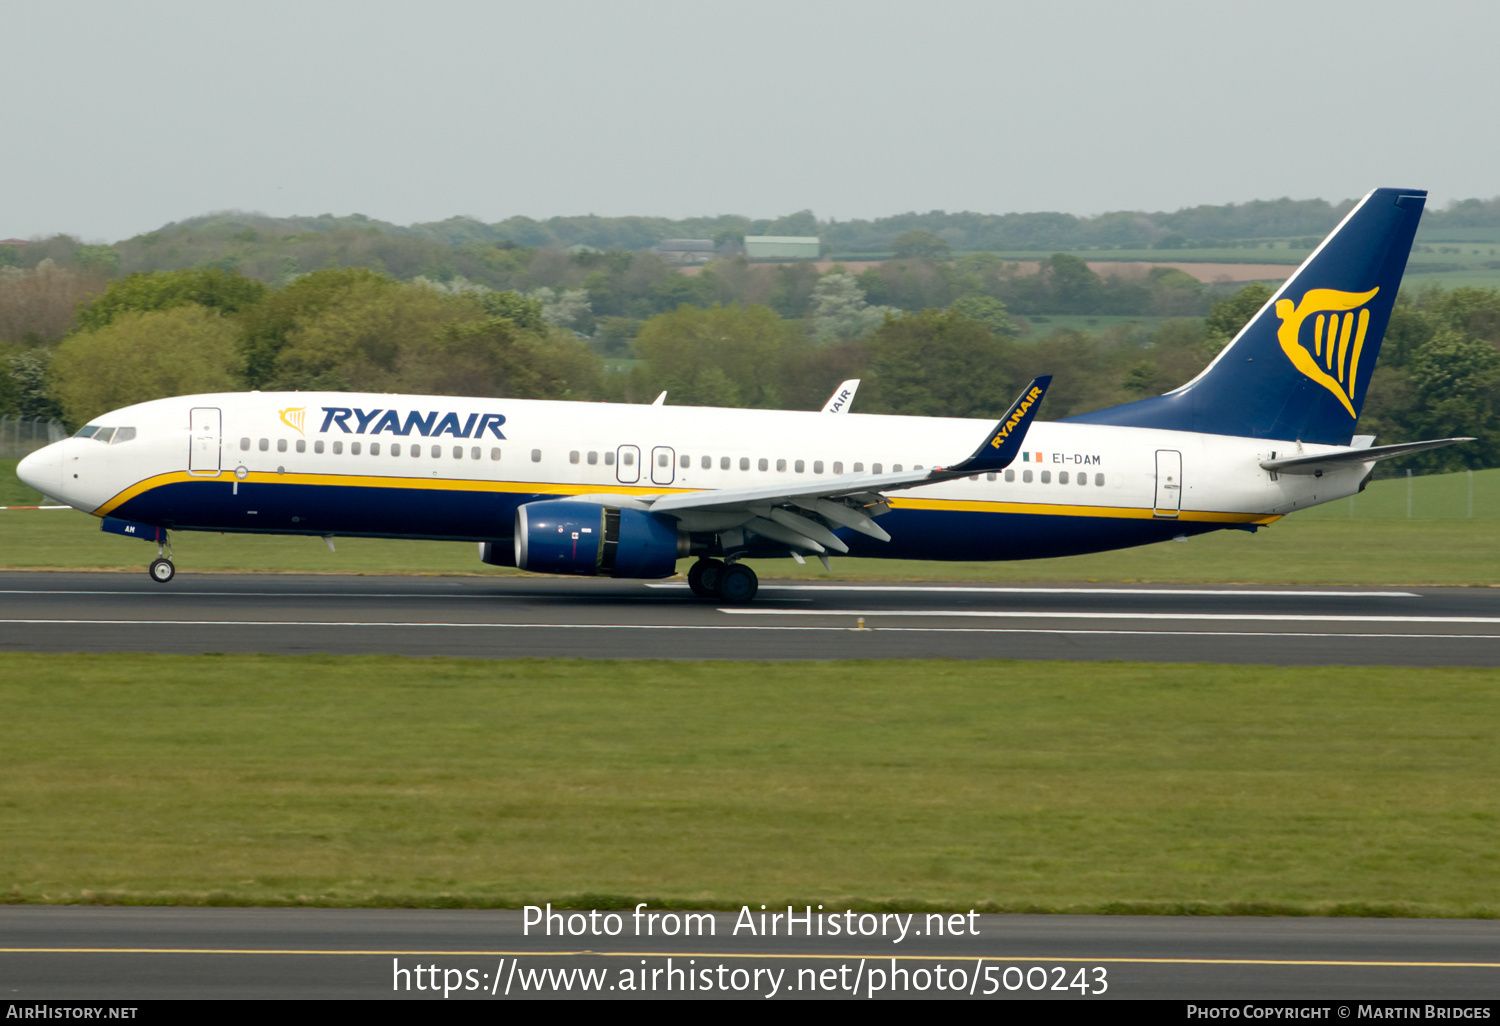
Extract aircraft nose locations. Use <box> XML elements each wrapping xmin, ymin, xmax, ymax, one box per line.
<box><xmin>16</xmin><ymin>441</ymin><xmax>63</xmax><ymax>498</ymax></box>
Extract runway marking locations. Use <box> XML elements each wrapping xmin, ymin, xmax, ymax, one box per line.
<box><xmin>1</xmin><ymin>618</ymin><xmax>1499</xmax><ymax>641</ymax></box>
<box><xmin>651</xmin><ymin>584</ymin><xmax>1423</xmax><ymax>598</ymax></box>
<box><xmin>721</xmin><ymin>609</ymin><xmax>1500</xmax><ymax>625</ymax></box>
<box><xmin>3</xmin><ymin>947</ymin><xmax>1498</xmax><ymax>968</ymax></box>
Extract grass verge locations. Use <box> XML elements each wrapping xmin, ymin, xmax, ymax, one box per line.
<box><xmin>2</xmin><ymin>654</ymin><xmax>1497</xmax><ymax>914</ymax></box>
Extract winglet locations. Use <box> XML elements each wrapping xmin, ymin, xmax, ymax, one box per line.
<box><xmin>947</xmin><ymin>376</ymin><xmax>1051</xmax><ymax>474</ymax></box>
<box><xmin>821</xmin><ymin>379</ymin><xmax>860</xmax><ymax>413</ymax></box>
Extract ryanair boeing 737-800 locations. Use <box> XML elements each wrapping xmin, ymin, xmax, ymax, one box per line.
<box><xmin>15</xmin><ymin>187</ymin><xmax>1470</xmax><ymax>602</ymax></box>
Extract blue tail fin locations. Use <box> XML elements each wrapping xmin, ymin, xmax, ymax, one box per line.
<box><xmin>1065</xmin><ymin>187</ymin><xmax>1426</xmax><ymax>445</ymax></box>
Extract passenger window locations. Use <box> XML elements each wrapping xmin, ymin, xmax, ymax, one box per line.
<box><xmin>833</xmin><ymin>462</ymin><xmax>843</xmax><ymax>474</ymax></box>
<box><xmin>429</xmin><ymin>445</ymin><xmax>439</xmax><ymax>458</ymax></box>
<box><xmin>113</xmin><ymin>427</ymin><xmax>136</xmax><ymax>443</ymax></box>
<box><xmin>295</xmin><ymin>439</ymin><xmax>305</xmax><ymax>453</ymax></box>
<box><xmin>491</xmin><ymin>448</ymin><xmax>502</xmax><ymax>461</ymax></box>
<box><xmin>351</xmin><ymin>442</ymin><xmax>361</xmax><ymax>455</ymax></box>
<box><xmin>658</xmin><ymin>452</ymin><xmax>670</xmax><ymax>467</ymax></box>
<box><xmin>622</xmin><ymin>451</ymin><xmax>634</xmax><ymax>466</ymax></box>
<box><xmin>794</xmin><ymin>460</ymin><xmax>805</xmax><ymax>473</ymax></box>
<box><xmin>986</xmin><ymin>472</ymin><xmax>995</xmax><ymax>481</ymax></box>
<box><xmin>1079</xmin><ymin>474</ymin><xmax>1089</xmax><ymax>486</ymax></box>
<box><xmin>258</xmin><ymin>438</ymin><xmax>269</xmax><ymax>451</ymax></box>
<box><xmin>604</xmin><ymin>452</ymin><xmax>614</xmax><ymax>465</ymax></box>
<box><xmin>374</xmin><ymin>443</ymin><xmax>384</xmax><ymax>455</ymax></box>
<box><xmin>587</xmin><ymin>451</ymin><xmax>598</xmax><ymax>465</ymax></box>
<box><xmin>332</xmin><ymin>441</ymin><xmax>342</xmax><ymax>454</ymax></box>
<box><xmin>94</xmin><ymin>427</ymin><xmax>116</xmax><ymax>444</ymax></box>
<box><xmin>814</xmin><ymin>461</ymin><xmax>824</xmax><ymax>474</ymax></box>
<box><xmin>1041</xmin><ymin>470</ymin><xmax>1051</xmax><ymax>483</ymax></box>
<box><xmin>277</xmin><ymin>439</ymin><xmax>287</xmax><ymax>453</ymax></box>
<box><xmin>872</xmin><ymin>463</ymin><xmax>882</xmax><ymax>474</ymax></box>
<box><xmin>701</xmin><ymin>455</ymin><xmax>712</xmax><ymax>469</ymax></box>
<box><xmin>390</xmin><ymin>443</ymin><xmax>399</xmax><ymax>456</ymax></box>
<box><xmin>1095</xmin><ymin>473</ymin><xmax>1105</xmax><ymax>486</ymax></box>
<box><xmin>453</xmin><ymin>446</ymin><xmax>463</xmax><ymax>459</ymax></box>
<box><xmin>757</xmin><ymin>458</ymin><xmax>768</xmax><ymax>471</ymax></box>
<box><xmin>914</xmin><ymin>465</ymin><xmax>923</xmax><ymax>470</ymax></box>
<box><xmin>314</xmin><ymin>440</ymin><xmax>325</xmax><ymax>454</ymax></box>
<box><xmin>739</xmin><ymin>457</ymin><xmax>750</xmax><ymax>471</ymax></box>
<box><xmin>680</xmin><ymin>454</ymin><xmax>690</xmax><ymax>468</ymax></box>
<box><xmin>471</xmin><ymin>447</ymin><xmax>481</xmax><ymax>460</ymax></box>
<box><xmin>240</xmin><ymin>437</ymin><xmax>250</xmax><ymax>451</ymax></box>
<box><xmin>1059</xmin><ymin>471</ymin><xmax>1069</xmax><ymax>484</ymax></box>
<box><xmin>569</xmin><ymin>451</ymin><xmax>580</xmax><ymax>464</ymax></box>
<box><xmin>892</xmin><ymin>463</ymin><xmax>902</xmax><ymax>472</ymax></box>
<box><xmin>531</xmin><ymin>449</ymin><xmax>542</xmax><ymax>462</ymax></box>
<box><xmin>1022</xmin><ymin>469</ymin><xmax>1032</xmax><ymax>483</ymax></box>
<box><xmin>969</xmin><ymin>475</ymin><xmax>979</xmax><ymax>482</ymax></box>
<box><xmin>853</xmin><ymin>462</ymin><xmax>864</xmax><ymax>473</ymax></box>
<box><xmin>720</xmin><ymin>456</ymin><xmax>730</xmax><ymax>470</ymax></box>
<box><xmin>1004</xmin><ymin>469</ymin><xmax>1014</xmax><ymax>482</ymax></box>
<box><xmin>776</xmin><ymin>459</ymin><xmax>786</xmax><ymax>472</ymax></box>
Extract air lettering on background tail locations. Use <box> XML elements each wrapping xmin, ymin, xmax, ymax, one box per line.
<box><xmin>1274</xmin><ymin>287</ymin><xmax>1379</xmax><ymax>418</ymax></box>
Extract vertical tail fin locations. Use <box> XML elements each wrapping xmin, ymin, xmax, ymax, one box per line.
<box><xmin>1066</xmin><ymin>187</ymin><xmax>1426</xmax><ymax>444</ymax></box>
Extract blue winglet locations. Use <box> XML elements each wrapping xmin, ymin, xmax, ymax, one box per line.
<box><xmin>947</xmin><ymin>376</ymin><xmax>1052</xmax><ymax>474</ymax></box>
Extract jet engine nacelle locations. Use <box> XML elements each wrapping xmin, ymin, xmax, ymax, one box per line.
<box><xmin>513</xmin><ymin>500</ymin><xmax>686</xmax><ymax>578</ymax></box>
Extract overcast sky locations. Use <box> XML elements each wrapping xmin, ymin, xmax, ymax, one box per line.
<box><xmin>5</xmin><ymin>0</ymin><xmax>1496</xmax><ymax>242</ymax></box>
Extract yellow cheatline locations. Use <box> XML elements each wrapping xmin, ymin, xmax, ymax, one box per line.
<box><xmin>890</xmin><ymin>496</ymin><xmax>1279</xmax><ymax>525</ymax></box>
<box><xmin>93</xmin><ymin>471</ymin><xmax>697</xmax><ymax>518</ymax></box>
<box><xmin>1</xmin><ymin>948</ymin><xmax>1497</xmax><ymax>967</ymax></box>
<box><xmin>93</xmin><ymin>472</ymin><xmax>1282</xmax><ymax>527</ymax></box>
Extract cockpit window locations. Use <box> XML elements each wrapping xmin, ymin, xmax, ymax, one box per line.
<box><xmin>93</xmin><ymin>427</ymin><xmax>116</xmax><ymax>444</ymax></box>
<box><xmin>75</xmin><ymin>425</ymin><xmax>99</xmax><ymax>438</ymax></box>
<box><xmin>112</xmin><ymin>427</ymin><xmax>136</xmax><ymax>443</ymax></box>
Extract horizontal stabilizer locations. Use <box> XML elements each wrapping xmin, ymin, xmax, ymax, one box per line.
<box><xmin>1260</xmin><ymin>437</ymin><xmax>1473</xmax><ymax>475</ymax></box>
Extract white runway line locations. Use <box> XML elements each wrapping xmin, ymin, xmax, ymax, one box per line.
<box><xmin>719</xmin><ymin>609</ymin><xmax>1500</xmax><ymax>624</ymax></box>
<box><xmin>1</xmin><ymin>618</ymin><xmax>1498</xmax><ymax>641</ymax></box>
<box><xmin>649</xmin><ymin>584</ymin><xmax>1422</xmax><ymax>597</ymax></box>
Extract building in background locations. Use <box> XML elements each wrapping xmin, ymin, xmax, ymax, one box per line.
<box><xmin>652</xmin><ymin>239</ymin><xmax>717</xmax><ymax>265</ymax></box>
<box><xmin>744</xmin><ymin>235</ymin><xmax>820</xmax><ymax>261</ymax></box>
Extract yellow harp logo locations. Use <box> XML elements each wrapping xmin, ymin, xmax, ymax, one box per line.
<box><xmin>279</xmin><ymin>407</ymin><xmax>307</xmax><ymax>435</ymax></box>
<box><xmin>1274</xmin><ymin>287</ymin><xmax>1379</xmax><ymax>418</ymax></box>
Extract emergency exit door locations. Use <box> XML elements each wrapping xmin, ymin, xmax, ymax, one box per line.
<box><xmin>1153</xmin><ymin>449</ymin><xmax>1182</xmax><ymax>518</ymax></box>
<box><xmin>188</xmin><ymin>407</ymin><xmax>222</xmax><ymax>474</ymax></box>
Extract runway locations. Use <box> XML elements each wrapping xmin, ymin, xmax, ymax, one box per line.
<box><xmin>2</xmin><ymin>572</ymin><xmax>1499</xmax><ymax>664</ymax></box>
<box><xmin>2</xmin><ymin>907</ymin><xmax>1498</xmax><ymax>1000</ymax></box>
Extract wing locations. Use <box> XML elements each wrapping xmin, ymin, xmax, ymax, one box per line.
<box><xmin>641</xmin><ymin>377</ymin><xmax>1051</xmax><ymax>554</ymax></box>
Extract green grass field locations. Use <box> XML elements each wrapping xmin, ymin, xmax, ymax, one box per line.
<box><xmin>2</xmin><ymin>654</ymin><xmax>1496</xmax><ymax>914</ymax></box>
<box><xmin>4</xmin><ymin>460</ymin><xmax>1499</xmax><ymax>584</ymax></box>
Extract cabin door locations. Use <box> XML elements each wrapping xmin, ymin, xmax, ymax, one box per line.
<box><xmin>188</xmin><ymin>407</ymin><xmax>222</xmax><ymax>475</ymax></box>
<box><xmin>650</xmin><ymin>446</ymin><xmax>675</xmax><ymax>486</ymax></box>
<box><xmin>1153</xmin><ymin>449</ymin><xmax>1182</xmax><ymax>518</ymax></box>
<box><xmin>615</xmin><ymin>444</ymin><xmax>640</xmax><ymax>484</ymax></box>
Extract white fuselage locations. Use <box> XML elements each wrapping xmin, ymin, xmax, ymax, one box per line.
<box><xmin>18</xmin><ymin>391</ymin><xmax>1370</xmax><ymax>563</ymax></box>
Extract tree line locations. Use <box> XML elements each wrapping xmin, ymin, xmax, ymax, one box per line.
<box><xmin>1</xmin><ymin>263</ymin><xmax>1495</xmax><ymax>476</ymax></box>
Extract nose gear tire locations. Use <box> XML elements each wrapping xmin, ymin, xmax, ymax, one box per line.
<box><xmin>149</xmin><ymin>558</ymin><xmax>175</xmax><ymax>584</ymax></box>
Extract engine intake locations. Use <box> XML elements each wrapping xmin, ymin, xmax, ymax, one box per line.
<box><xmin>513</xmin><ymin>500</ymin><xmax>684</xmax><ymax>578</ymax></box>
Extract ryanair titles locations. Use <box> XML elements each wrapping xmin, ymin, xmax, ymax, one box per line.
<box><xmin>989</xmin><ymin>384</ymin><xmax>1044</xmax><ymax>449</ymax></box>
<box><xmin>318</xmin><ymin>407</ymin><xmax>507</xmax><ymax>439</ymax></box>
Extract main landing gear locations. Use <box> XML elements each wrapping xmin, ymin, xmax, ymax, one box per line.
<box><xmin>148</xmin><ymin>533</ymin><xmax>175</xmax><ymax>584</ymax></box>
<box><xmin>687</xmin><ymin>559</ymin><xmax>758</xmax><ymax>603</ymax></box>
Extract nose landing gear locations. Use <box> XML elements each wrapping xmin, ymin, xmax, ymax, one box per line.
<box><xmin>148</xmin><ymin>533</ymin><xmax>175</xmax><ymax>584</ymax></box>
